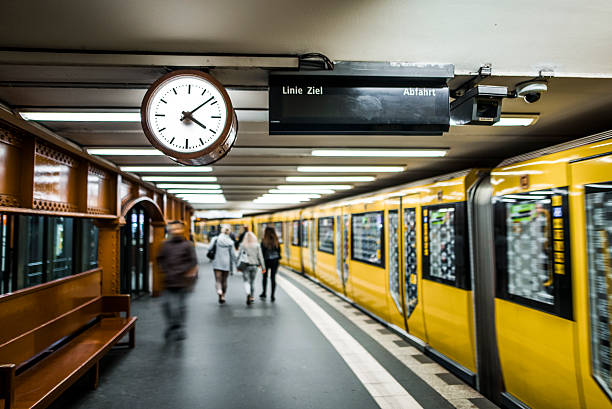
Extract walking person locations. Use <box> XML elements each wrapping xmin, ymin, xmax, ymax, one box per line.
<box><xmin>260</xmin><ymin>227</ymin><xmax>281</xmax><ymax>302</ymax></box>
<box><xmin>157</xmin><ymin>221</ymin><xmax>198</xmax><ymax>341</ymax></box>
<box><xmin>237</xmin><ymin>231</ymin><xmax>266</xmax><ymax>305</ymax></box>
<box><xmin>208</xmin><ymin>225</ymin><xmax>236</xmax><ymax>304</ymax></box>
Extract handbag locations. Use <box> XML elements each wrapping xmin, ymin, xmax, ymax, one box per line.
<box><xmin>206</xmin><ymin>239</ymin><xmax>217</xmax><ymax>260</ymax></box>
<box><xmin>237</xmin><ymin>248</ymin><xmax>250</xmax><ymax>271</ymax></box>
<box><xmin>265</xmin><ymin>245</ymin><xmax>280</xmax><ymax>261</ymax></box>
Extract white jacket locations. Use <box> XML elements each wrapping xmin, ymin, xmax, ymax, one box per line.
<box><xmin>209</xmin><ymin>234</ymin><xmax>236</xmax><ymax>271</ymax></box>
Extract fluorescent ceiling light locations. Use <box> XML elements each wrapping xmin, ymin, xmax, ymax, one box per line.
<box><xmin>311</xmin><ymin>149</ymin><xmax>447</xmax><ymax>157</ymax></box>
<box><xmin>175</xmin><ymin>194</ymin><xmax>226</xmax><ymax>203</ymax></box>
<box><xmin>20</xmin><ymin>112</ymin><xmax>140</xmax><ymax>122</ymax></box>
<box><xmin>121</xmin><ymin>166</ymin><xmax>212</xmax><ymax>173</ymax></box>
<box><xmin>87</xmin><ymin>148</ymin><xmax>164</xmax><ymax>156</ymax></box>
<box><xmin>286</xmin><ymin>176</ymin><xmax>375</xmax><ymax>182</ymax></box>
<box><xmin>142</xmin><ymin>176</ymin><xmax>217</xmax><ymax>182</ymax></box>
<box><xmin>269</xmin><ymin>189</ymin><xmax>335</xmax><ymax>194</ymax></box>
<box><xmin>297</xmin><ymin>166</ymin><xmax>403</xmax><ymax>173</ymax></box>
<box><xmin>253</xmin><ymin>197</ymin><xmax>310</xmax><ymax>204</ymax></box>
<box><xmin>492</xmin><ymin>114</ymin><xmax>539</xmax><ymax>127</ymax></box>
<box><xmin>156</xmin><ymin>183</ymin><xmax>221</xmax><ymax>189</ymax></box>
<box><xmin>167</xmin><ymin>189</ymin><xmax>223</xmax><ymax>194</ymax></box>
<box><xmin>277</xmin><ymin>185</ymin><xmax>352</xmax><ymax>190</ymax></box>
<box><xmin>260</xmin><ymin>193</ymin><xmax>321</xmax><ymax>199</ymax></box>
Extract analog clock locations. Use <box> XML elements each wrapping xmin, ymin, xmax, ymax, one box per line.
<box><xmin>141</xmin><ymin>70</ymin><xmax>238</xmax><ymax>165</ymax></box>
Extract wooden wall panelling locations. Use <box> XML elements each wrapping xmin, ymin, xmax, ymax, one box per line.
<box><xmin>95</xmin><ymin>220</ymin><xmax>121</xmax><ymax>295</ymax></box>
<box><xmin>0</xmin><ymin>126</ymin><xmax>25</xmax><ymax>208</ymax></box>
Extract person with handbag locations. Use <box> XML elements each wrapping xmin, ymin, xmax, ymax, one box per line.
<box><xmin>260</xmin><ymin>227</ymin><xmax>281</xmax><ymax>302</ymax></box>
<box><xmin>207</xmin><ymin>225</ymin><xmax>236</xmax><ymax>304</ymax></box>
<box><xmin>237</xmin><ymin>231</ymin><xmax>266</xmax><ymax>305</ymax></box>
<box><xmin>157</xmin><ymin>221</ymin><xmax>198</xmax><ymax>341</ymax></box>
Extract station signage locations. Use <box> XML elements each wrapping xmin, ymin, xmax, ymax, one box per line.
<box><xmin>269</xmin><ymin>69</ymin><xmax>450</xmax><ymax>135</ymax></box>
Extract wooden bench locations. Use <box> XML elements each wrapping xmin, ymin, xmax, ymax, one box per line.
<box><xmin>0</xmin><ymin>268</ymin><xmax>137</xmax><ymax>409</ymax></box>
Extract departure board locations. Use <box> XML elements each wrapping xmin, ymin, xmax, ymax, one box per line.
<box><xmin>586</xmin><ymin>185</ymin><xmax>612</xmax><ymax>393</ymax></box>
<box><xmin>505</xmin><ymin>201</ymin><xmax>554</xmax><ymax>305</ymax></box>
<box><xmin>318</xmin><ymin>217</ymin><xmax>334</xmax><ymax>254</ymax></box>
<box><xmin>351</xmin><ymin>211</ymin><xmax>384</xmax><ymax>266</ymax></box>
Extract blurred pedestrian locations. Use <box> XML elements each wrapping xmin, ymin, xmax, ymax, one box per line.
<box><xmin>260</xmin><ymin>227</ymin><xmax>281</xmax><ymax>302</ymax></box>
<box><xmin>237</xmin><ymin>231</ymin><xmax>266</xmax><ymax>305</ymax></box>
<box><xmin>208</xmin><ymin>225</ymin><xmax>236</xmax><ymax>304</ymax></box>
<box><xmin>157</xmin><ymin>221</ymin><xmax>198</xmax><ymax>341</ymax></box>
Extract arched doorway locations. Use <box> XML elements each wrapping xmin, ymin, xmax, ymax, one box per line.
<box><xmin>120</xmin><ymin>197</ymin><xmax>165</xmax><ymax>296</ymax></box>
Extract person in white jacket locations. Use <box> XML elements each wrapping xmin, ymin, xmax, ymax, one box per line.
<box><xmin>237</xmin><ymin>232</ymin><xmax>266</xmax><ymax>305</ymax></box>
<box><xmin>208</xmin><ymin>225</ymin><xmax>237</xmax><ymax>304</ymax></box>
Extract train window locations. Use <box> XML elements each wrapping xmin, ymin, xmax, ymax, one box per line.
<box><xmin>422</xmin><ymin>202</ymin><xmax>470</xmax><ymax>289</ymax></box>
<box><xmin>494</xmin><ymin>189</ymin><xmax>572</xmax><ymax>319</ymax></box>
<box><xmin>388</xmin><ymin>210</ymin><xmax>401</xmax><ymax>312</ymax></box>
<box><xmin>274</xmin><ymin>222</ymin><xmax>283</xmax><ymax>244</ymax></box>
<box><xmin>292</xmin><ymin>220</ymin><xmax>301</xmax><ymax>246</ymax></box>
<box><xmin>404</xmin><ymin>208</ymin><xmax>418</xmax><ymax>317</ymax></box>
<box><xmin>318</xmin><ymin>217</ymin><xmax>334</xmax><ymax>254</ymax></box>
<box><xmin>585</xmin><ymin>183</ymin><xmax>612</xmax><ymax>394</ymax></box>
<box><xmin>351</xmin><ymin>211</ymin><xmax>384</xmax><ymax>267</ymax></box>
<box><xmin>301</xmin><ymin>220</ymin><xmax>309</xmax><ymax>247</ymax></box>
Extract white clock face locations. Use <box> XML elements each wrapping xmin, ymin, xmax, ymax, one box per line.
<box><xmin>145</xmin><ymin>74</ymin><xmax>228</xmax><ymax>153</ymax></box>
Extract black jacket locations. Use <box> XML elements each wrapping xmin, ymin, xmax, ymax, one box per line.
<box><xmin>260</xmin><ymin>242</ymin><xmax>281</xmax><ymax>262</ymax></box>
<box><xmin>157</xmin><ymin>236</ymin><xmax>198</xmax><ymax>288</ymax></box>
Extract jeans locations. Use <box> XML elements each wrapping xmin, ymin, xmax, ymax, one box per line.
<box><xmin>163</xmin><ymin>288</ymin><xmax>187</xmax><ymax>335</ymax></box>
<box><xmin>242</xmin><ymin>265</ymin><xmax>258</xmax><ymax>296</ymax></box>
<box><xmin>262</xmin><ymin>259</ymin><xmax>279</xmax><ymax>296</ymax></box>
<box><xmin>214</xmin><ymin>269</ymin><xmax>229</xmax><ymax>295</ymax></box>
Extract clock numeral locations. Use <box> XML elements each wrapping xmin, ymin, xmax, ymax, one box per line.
<box><xmin>155</xmin><ymin>114</ymin><xmax>165</xmax><ymax>117</ymax></box>
<box><xmin>169</xmin><ymin>137</ymin><xmax>175</xmax><ymax>144</ymax></box>
<box><xmin>209</xmin><ymin>129</ymin><xmax>216</xmax><ymax>134</ymax></box>
<box><xmin>158</xmin><ymin>127</ymin><xmax>166</xmax><ymax>132</ymax></box>
<box><xmin>211</xmin><ymin>101</ymin><xmax>218</xmax><ymax>105</ymax></box>
<box><xmin>173</xmin><ymin>88</ymin><xmax>177</xmax><ymax>95</ymax></box>
<box><xmin>185</xmin><ymin>140</ymin><xmax>189</xmax><ymax>149</ymax></box>
<box><xmin>203</xmin><ymin>96</ymin><xmax>214</xmax><ymax>106</ymax></box>
<box><xmin>201</xmin><ymin>89</ymin><xmax>206</xmax><ymax>95</ymax></box>
<box><xmin>199</xmin><ymin>138</ymin><xmax>204</xmax><ymax>145</ymax></box>
<box><xmin>160</xmin><ymin>99</ymin><xmax>167</xmax><ymax>104</ymax></box>
<box><xmin>188</xmin><ymin>85</ymin><xmax>191</xmax><ymax>94</ymax></box>
<box><xmin>211</xmin><ymin>116</ymin><xmax>221</xmax><ymax>118</ymax></box>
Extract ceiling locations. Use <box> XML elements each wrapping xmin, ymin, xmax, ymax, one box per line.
<box><xmin>0</xmin><ymin>1</ymin><xmax>611</xmax><ymax>215</ymax></box>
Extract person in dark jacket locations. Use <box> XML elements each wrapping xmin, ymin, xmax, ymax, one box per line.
<box><xmin>157</xmin><ymin>221</ymin><xmax>198</xmax><ymax>341</ymax></box>
<box><xmin>260</xmin><ymin>227</ymin><xmax>281</xmax><ymax>301</ymax></box>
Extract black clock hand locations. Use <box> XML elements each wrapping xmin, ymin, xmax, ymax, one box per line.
<box><xmin>184</xmin><ymin>96</ymin><xmax>214</xmax><ymax>119</ymax></box>
<box><xmin>186</xmin><ymin>115</ymin><xmax>207</xmax><ymax>130</ymax></box>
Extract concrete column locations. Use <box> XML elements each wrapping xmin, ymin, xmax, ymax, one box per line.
<box><xmin>96</xmin><ymin>220</ymin><xmax>122</xmax><ymax>295</ymax></box>
<box><xmin>151</xmin><ymin>221</ymin><xmax>166</xmax><ymax>297</ymax></box>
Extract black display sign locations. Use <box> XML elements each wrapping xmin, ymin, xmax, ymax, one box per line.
<box><xmin>269</xmin><ymin>72</ymin><xmax>450</xmax><ymax>135</ymax></box>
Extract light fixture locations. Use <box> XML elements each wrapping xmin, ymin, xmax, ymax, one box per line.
<box><xmin>286</xmin><ymin>176</ymin><xmax>375</xmax><ymax>182</ymax></box>
<box><xmin>297</xmin><ymin>166</ymin><xmax>403</xmax><ymax>173</ymax></box>
<box><xmin>269</xmin><ymin>188</ymin><xmax>335</xmax><ymax>194</ymax></box>
<box><xmin>260</xmin><ymin>193</ymin><xmax>321</xmax><ymax>199</ymax></box>
<box><xmin>167</xmin><ymin>189</ymin><xmax>224</xmax><ymax>194</ymax></box>
<box><xmin>253</xmin><ymin>197</ymin><xmax>311</xmax><ymax>204</ymax></box>
<box><xmin>492</xmin><ymin>114</ymin><xmax>539</xmax><ymax>127</ymax></box>
<box><xmin>277</xmin><ymin>185</ymin><xmax>352</xmax><ymax>190</ymax></box>
<box><xmin>121</xmin><ymin>166</ymin><xmax>212</xmax><ymax>173</ymax></box>
<box><xmin>142</xmin><ymin>176</ymin><xmax>217</xmax><ymax>182</ymax></box>
<box><xmin>156</xmin><ymin>183</ymin><xmax>221</xmax><ymax>189</ymax></box>
<box><xmin>175</xmin><ymin>194</ymin><xmax>226</xmax><ymax>203</ymax></box>
<box><xmin>311</xmin><ymin>149</ymin><xmax>447</xmax><ymax>157</ymax></box>
<box><xmin>87</xmin><ymin>148</ymin><xmax>164</xmax><ymax>156</ymax></box>
<box><xmin>20</xmin><ymin>112</ymin><xmax>140</xmax><ymax>122</ymax></box>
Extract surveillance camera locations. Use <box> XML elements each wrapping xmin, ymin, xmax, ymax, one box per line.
<box><xmin>515</xmin><ymin>81</ymin><xmax>547</xmax><ymax>104</ymax></box>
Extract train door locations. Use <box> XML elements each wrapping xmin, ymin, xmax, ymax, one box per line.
<box><xmin>309</xmin><ymin>220</ymin><xmax>316</xmax><ymax>276</ymax></box>
<box><xmin>570</xmin><ymin>153</ymin><xmax>612</xmax><ymax>409</ymax></box>
<box><xmin>120</xmin><ymin>205</ymin><xmax>151</xmax><ymax>296</ymax></box>
<box><xmin>401</xmin><ymin>194</ymin><xmax>427</xmax><ymax>342</ymax></box>
<box><xmin>341</xmin><ymin>211</ymin><xmax>351</xmax><ymax>297</ymax></box>
<box><xmin>493</xmin><ymin>187</ymin><xmax>578</xmax><ymax>409</ymax></box>
<box><xmin>335</xmin><ymin>214</ymin><xmax>344</xmax><ymax>294</ymax></box>
<box><xmin>385</xmin><ymin>199</ymin><xmax>404</xmax><ymax>329</ymax></box>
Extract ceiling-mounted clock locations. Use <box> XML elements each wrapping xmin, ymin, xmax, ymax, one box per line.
<box><xmin>141</xmin><ymin>70</ymin><xmax>238</xmax><ymax>165</ymax></box>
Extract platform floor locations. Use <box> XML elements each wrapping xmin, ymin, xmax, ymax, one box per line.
<box><xmin>49</xmin><ymin>246</ymin><xmax>497</xmax><ymax>409</ymax></box>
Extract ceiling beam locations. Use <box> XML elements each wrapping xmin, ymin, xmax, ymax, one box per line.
<box><xmin>0</xmin><ymin>50</ymin><xmax>299</xmax><ymax>69</ymax></box>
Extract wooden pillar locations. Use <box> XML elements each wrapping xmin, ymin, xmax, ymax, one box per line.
<box><xmin>96</xmin><ymin>220</ymin><xmax>122</xmax><ymax>295</ymax></box>
<box><xmin>151</xmin><ymin>221</ymin><xmax>166</xmax><ymax>297</ymax></box>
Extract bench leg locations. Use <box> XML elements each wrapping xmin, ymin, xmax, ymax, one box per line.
<box><xmin>129</xmin><ymin>326</ymin><xmax>136</xmax><ymax>349</ymax></box>
<box><xmin>1</xmin><ymin>364</ymin><xmax>16</xmax><ymax>409</ymax></box>
<box><xmin>88</xmin><ymin>361</ymin><xmax>100</xmax><ymax>390</ymax></box>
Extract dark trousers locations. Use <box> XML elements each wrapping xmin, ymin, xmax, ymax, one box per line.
<box><xmin>261</xmin><ymin>259</ymin><xmax>279</xmax><ymax>296</ymax></box>
<box><xmin>163</xmin><ymin>287</ymin><xmax>187</xmax><ymax>332</ymax></box>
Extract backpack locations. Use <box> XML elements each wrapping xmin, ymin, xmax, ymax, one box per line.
<box><xmin>206</xmin><ymin>238</ymin><xmax>217</xmax><ymax>260</ymax></box>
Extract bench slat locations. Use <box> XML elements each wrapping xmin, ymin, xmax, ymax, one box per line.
<box><xmin>12</xmin><ymin>317</ymin><xmax>137</xmax><ymax>409</ymax></box>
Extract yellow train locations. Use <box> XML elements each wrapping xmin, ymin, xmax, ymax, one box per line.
<box><xmin>195</xmin><ymin>131</ymin><xmax>612</xmax><ymax>409</ymax></box>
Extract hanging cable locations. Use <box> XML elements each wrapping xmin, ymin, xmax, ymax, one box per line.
<box><xmin>298</xmin><ymin>53</ymin><xmax>334</xmax><ymax>71</ymax></box>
